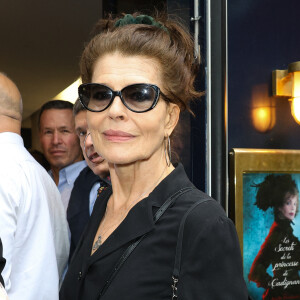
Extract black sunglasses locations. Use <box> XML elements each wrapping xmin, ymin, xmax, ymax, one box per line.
<box><xmin>78</xmin><ymin>83</ymin><xmax>167</xmax><ymax>113</ymax></box>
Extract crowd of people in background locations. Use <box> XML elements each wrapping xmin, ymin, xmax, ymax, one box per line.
<box><xmin>0</xmin><ymin>75</ymin><xmax>111</xmax><ymax>299</ymax></box>
<box><xmin>0</xmin><ymin>12</ymin><xmax>248</xmax><ymax>300</ymax></box>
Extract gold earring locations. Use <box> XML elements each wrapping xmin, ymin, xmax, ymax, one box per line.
<box><xmin>164</xmin><ymin>135</ymin><xmax>171</xmax><ymax>167</ymax></box>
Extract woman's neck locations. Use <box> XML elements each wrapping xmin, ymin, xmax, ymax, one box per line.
<box><xmin>107</xmin><ymin>158</ymin><xmax>174</xmax><ymax>212</ymax></box>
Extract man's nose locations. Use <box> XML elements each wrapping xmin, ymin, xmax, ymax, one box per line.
<box><xmin>85</xmin><ymin>132</ymin><xmax>93</xmax><ymax>148</ymax></box>
<box><xmin>84</xmin><ymin>132</ymin><xmax>94</xmax><ymax>154</ymax></box>
<box><xmin>52</xmin><ymin>131</ymin><xmax>61</xmax><ymax>144</ymax></box>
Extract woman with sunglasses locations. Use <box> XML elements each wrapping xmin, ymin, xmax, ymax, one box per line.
<box><xmin>60</xmin><ymin>13</ymin><xmax>247</xmax><ymax>300</ymax></box>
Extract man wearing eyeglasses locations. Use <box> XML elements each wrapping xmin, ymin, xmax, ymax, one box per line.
<box><xmin>67</xmin><ymin>99</ymin><xmax>110</xmax><ymax>261</ymax></box>
<box><xmin>38</xmin><ymin>100</ymin><xmax>87</xmax><ymax>212</ymax></box>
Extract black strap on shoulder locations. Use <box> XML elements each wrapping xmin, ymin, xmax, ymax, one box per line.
<box><xmin>171</xmin><ymin>198</ymin><xmax>210</xmax><ymax>299</ymax></box>
<box><xmin>98</xmin><ymin>187</ymin><xmax>194</xmax><ymax>299</ymax></box>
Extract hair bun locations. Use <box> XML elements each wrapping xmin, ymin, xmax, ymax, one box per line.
<box><xmin>114</xmin><ymin>14</ymin><xmax>167</xmax><ymax>31</ymax></box>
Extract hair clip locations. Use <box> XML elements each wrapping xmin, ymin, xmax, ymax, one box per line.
<box><xmin>114</xmin><ymin>14</ymin><xmax>168</xmax><ymax>32</ymax></box>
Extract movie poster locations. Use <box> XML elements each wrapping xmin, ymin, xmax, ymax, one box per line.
<box><xmin>243</xmin><ymin>173</ymin><xmax>300</xmax><ymax>300</ymax></box>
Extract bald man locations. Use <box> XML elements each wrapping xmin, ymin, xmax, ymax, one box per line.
<box><xmin>0</xmin><ymin>73</ymin><xmax>69</xmax><ymax>300</ymax></box>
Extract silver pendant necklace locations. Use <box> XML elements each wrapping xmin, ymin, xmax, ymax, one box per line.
<box><xmin>92</xmin><ymin>235</ymin><xmax>102</xmax><ymax>251</ymax></box>
<box><xmin>92</xmin><ymin>165</ymin><xmax>168</xmax><ymax>252</ymax></box>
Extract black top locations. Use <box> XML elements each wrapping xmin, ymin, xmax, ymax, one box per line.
<box><xmin>0</xmin><ymin>238</ymin><xmax>5</xmax><ymax>287</ymax></box>
<box><xmin>60</xmin><ymin>164</ymin><xmax>247</xmax><ymax>300</ymax></box>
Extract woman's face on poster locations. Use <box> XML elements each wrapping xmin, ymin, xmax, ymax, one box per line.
<box><xmin>278</xmin><ymin>194</ymin><xmax>298</xmax><ymax>221</ymax></box>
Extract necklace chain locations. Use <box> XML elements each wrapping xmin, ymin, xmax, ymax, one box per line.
<box><xmin>92</xmin><ymin>166</ymin><xmax>168</xmax><ymax>252</ymax></box>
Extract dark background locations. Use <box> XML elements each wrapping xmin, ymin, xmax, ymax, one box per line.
<box><xmin>228</xmin><ymin>0</ymin><xmax>300</xmax><ymax>150</ymax></box>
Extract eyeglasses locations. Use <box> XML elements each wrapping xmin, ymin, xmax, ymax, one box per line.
<box><xmin>78</xmin><ymin>83</ymin><xmax>167</xmax><ymax>113</ymax></box>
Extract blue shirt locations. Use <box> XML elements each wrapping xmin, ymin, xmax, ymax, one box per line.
<box><xmin>49</xmin><ymin>160</ymin><xmax>87</xmax><ymax>212</ymax></box>
<box><xmin>89</xmin><ymin>182</ymin><xmax>100</xmax><ymax>215</ymax></box>
<box><xmin>89</xmin><ymin>176</ymin><xmax>111</xmax><ymax>215</ymax></box>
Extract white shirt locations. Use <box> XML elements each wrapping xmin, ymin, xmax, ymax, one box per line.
<box><xmin>49</xmin><ymin>160</ymin><xmax>87</xmax><ymax>212</ymax></box>
<box><xmin>0</xmin><ymin>283</ymin><xmax>8</xmax><ymax>300</ymax></box>
<box><xmin>0</xmin><ymin>132</ymin><xmax>69</xmax><ymax>300</ymax></box>
<box><xmin>0</xmin><ymin>283</ymin><xmax>9</xmax><ymax>300</ymax></box>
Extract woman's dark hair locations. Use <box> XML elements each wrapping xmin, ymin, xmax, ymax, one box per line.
<box><xmin>253</xmin><ymin>174</ymin><xmax>299</xmax><ymax>215</ymax></box>
<box><xmin>80</xmin><ymin>12</ymin><xmax>203</xmax><ymax>114</ymax></box>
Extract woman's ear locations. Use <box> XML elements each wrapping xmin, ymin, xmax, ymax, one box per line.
<box><xmin>165</xmin><ymin>103</ymin><xmax>180</xmax><ymax>136</ymax></box>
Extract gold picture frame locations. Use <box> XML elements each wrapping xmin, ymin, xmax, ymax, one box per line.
<box><xmin>229</xmin><ymin>148</ymin><xmax>300</xmax><ymax>299</ymax></box>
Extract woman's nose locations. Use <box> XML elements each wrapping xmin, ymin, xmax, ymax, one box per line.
<box><xmin>107</xmin><ymin>96</ymin><xmax>127</xmax><ymax>120</ymax></box>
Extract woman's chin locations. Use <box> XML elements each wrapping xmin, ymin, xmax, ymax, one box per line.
<box><xmin>105</xmin><ymin>155</ymin><xmax>150</xmax><ymax>166</ymax></box>
<box><xmin>108</xmin><ymin>159</ymin><xmax>137</xmax><ymax>166</ymax></box>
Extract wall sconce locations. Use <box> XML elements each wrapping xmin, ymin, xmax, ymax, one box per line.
<box><xmin>251</xmin><ymin>84</ymin><xmax>276</xmax><ymax>133</ymax></box>
<box><xmin>272</xmin><ymin>61</ymin><xmax>300</xmax><ymax>124</ymax></box>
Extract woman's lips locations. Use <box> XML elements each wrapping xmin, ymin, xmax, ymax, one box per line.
<box><xmin>103</xmin><ymin>129</ymin><xmax>135</xmax><ymax>142</ymax></box>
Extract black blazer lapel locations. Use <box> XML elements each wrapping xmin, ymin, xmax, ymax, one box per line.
<box><xmin>87</xmin><ymin>193</ymin><xmax>155</xmax><ymax>265</ymax></box>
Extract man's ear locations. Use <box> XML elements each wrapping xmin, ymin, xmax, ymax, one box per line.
<box><xmin>165</xmin><ymin>103</ymin><xmax>180</xmax><ymax>137</ymax></box>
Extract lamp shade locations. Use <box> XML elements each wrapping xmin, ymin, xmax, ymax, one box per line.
<box><xmin>290</xmin><ymin>97</ymin><xmax>300</xmax><ymax>125</ymax></box>
<box><xmin>251</xmin><ymin>84</ymin><xmax>276</xmax><ymax>132</ymax></box>
<box><xmin>292</xmin><ymin>71</ymin><xmax>300</xmax><ymax>98</ymax></box>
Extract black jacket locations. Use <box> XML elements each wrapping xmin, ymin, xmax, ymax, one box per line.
<box><xmin>60</xmin><ymin>164</ymin><xmax>247</xmax><ymax>300</ymax></box>
<box><xmin>67</xmin><ymin>166</ymin><xmax>101</xmax><ymax>260</ymax></box>
<box><xmin>0</xmin><ymin>238</ymin><xmax>5</xmax><ymax>287</ymax></box>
